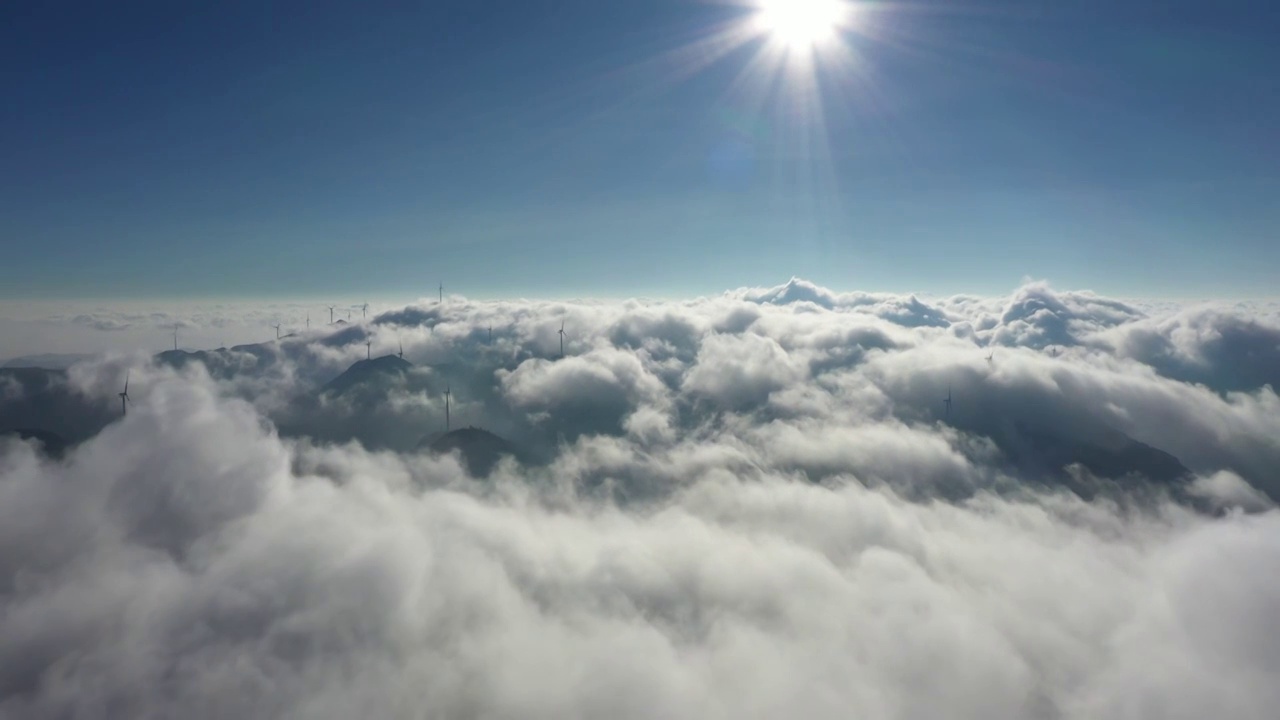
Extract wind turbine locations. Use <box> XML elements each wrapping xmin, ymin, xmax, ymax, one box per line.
<box><xmin>306</xmin><ymin>313</ymin><xmax>310</xmax><ymax>331</ymax></box>
<box><xmin>273</xmin><ymin>323</ymin><xmax>281</xmax><ymax>340</ymax></box>
<box><xmin>365</xmin><ymin>340</ymin><xmax>372</xmax><ymax>361</ymax></box>
<box><xmin>173</xmin><ymin>325</ymin><xmax>178</xmax><ymax>352</ymax></box>
<box><xmin>444</xmin><ymin>385</ymin><xmax>451</xmax><ymax>432</ymax></box>
<box><xmin>118</xmin><ymin>373</ymin><xmax>130</xmax><ymax>417</ymax></box>
<box><xmin>398</xmin><ymin>340</ymin><xmax>404</xmax><ymax>359</ymax></box>
<box><xmin>488</xmin><ymin>325</ymin><xmax>492</xmax><ymax>343</ymax></box>
<box><xmin>943</xmin><ymin>385</ymin><xmax>953</xmax><ymax>421</ymax></box>
<box><xmin>347</xmin><ymin>309</ymin><xmax>352</xmax><ymax>321</ymax></box>
<box><xmin>558</xmin><ymin>320</ymin><xmax>566</xmax><ymax>358</ymax></box>
<box><xmin>438</xmin><ymin>282</ymin><xmax>443</xmax><ymax>304</ymax></box>
<box><xmin>362</xmin><ymin>302</ymin><xmax>368</xmax><ymax>320</ymax></box>
<box><xmin>328</xmin><ymin>306</ymin><xmax>335</xmax><ymax>325</ymax></box>
<box><xmin>986</xmin><ymin>350</ymin><xmax>995</xmax><ymax>363</ymax></box>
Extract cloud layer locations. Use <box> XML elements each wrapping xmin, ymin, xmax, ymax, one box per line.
<box><xmin>1</xmin><ymin>279</ymin><xmax>1278</xmax><ymax>719</ymax></box>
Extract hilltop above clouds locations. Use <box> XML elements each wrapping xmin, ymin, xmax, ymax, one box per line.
<box><xmin>6</xmin><ymin>278</ymin><xmax>1274</xmax><ymax>498</ymax></box>
<box><xmin>1</xmin><ymin>279</ymin><xmax>1278</xmax><ymax>719</ymax></box>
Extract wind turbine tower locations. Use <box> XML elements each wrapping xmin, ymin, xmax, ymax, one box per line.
<box><xmin>944</xmin><ymin>385</ymin><xmax>953</xmax><ymax>421</ymax></box>
<box><xmin>273</xmin><ymin>323</ymin><xmax>281</xmax><ymax>340</ymax></box>
<box><xmin>444</xmin><ymin>385</ymin><xmax>451</xmax><ymax>432</ymax></box>
<box><xmin>328</xmin><ymin>306</ymin><xmax>335</xmax><ymax>325</ymax></box>
<box><xmin>558</xmin><ymin>321</ymin><xmax>566</xmax><ymax>358</ymax></box>
<box><xmin>306</xmin><ymin>313</ymin><xmax>310</xmax><ymax>331</ymax></box>
<box><xmin>173</xmin><ymin>326</ymin><xmax>178</xmax><ymax>352</ymax></box>
<box><xmin>362</xmin><ymin>302</ymin><xmax>368</xmax><ymax>320</ymax></box>
<box><xmin>118</xmin><ymin>373</ymin><xmax>130</xmax><ymax>417</ymax></box>
<box><xmin>439</xmin><ymin>282</ymin><xmax>443</xmax><ymax>304</ymax></box>
<box><xmin>398</xmin><ymin>340</ymin><xmax>404</xmax><ymax>359</ymax></box>
<box><xmin>365</xmin><ymin>340</ymin><xmax>372</xmax><ymax>361</ymax></box>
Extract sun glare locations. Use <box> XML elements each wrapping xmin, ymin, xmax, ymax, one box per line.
<box><xmin>754</xmin><ymin>0</ymin><xmax>849</xmax><ymax>51</ymax></box>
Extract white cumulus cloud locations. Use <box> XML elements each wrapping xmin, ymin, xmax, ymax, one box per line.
<box><xmin>1</xmin><ymin>279</ymin><xmax>1279</xmax><ymax>719</ymax></box>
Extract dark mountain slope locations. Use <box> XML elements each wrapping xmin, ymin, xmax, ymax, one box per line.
<box><xmin>420</xmin><ymin>427</ymin><xmax>523</xmax><ymax>477</ymax></box>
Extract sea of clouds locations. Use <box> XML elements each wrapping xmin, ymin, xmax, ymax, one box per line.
<box><xmin>1</xmin><ymin>278</ymin><xmax>1278</xmax><ymax>719</ymax></box>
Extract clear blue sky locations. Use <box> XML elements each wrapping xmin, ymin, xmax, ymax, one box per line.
<box><xmin>2</xmin><ymin>0</ymin><xmax>1277</xmax><ymax>299</ymax></box>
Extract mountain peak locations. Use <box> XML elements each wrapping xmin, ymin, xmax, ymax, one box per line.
<box><xmin>321</xmin><ymin>355</ymin><xmax>414</xmax><ymax>396</ymax></box>
<box><xmin>421</xmin><ymin>427</ymin><xmax>521</xmax><ymax>477</ymax></box>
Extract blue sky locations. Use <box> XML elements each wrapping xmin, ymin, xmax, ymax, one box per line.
<box><xmin>2</xmin><ymin>0</ymin><xmax>1277</xmax><ymax>300</ymax></box>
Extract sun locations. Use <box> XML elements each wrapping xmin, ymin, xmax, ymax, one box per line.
<box><xmin>754</xmin><ymin>0</ymin><xmax>850</xmax><ymax>51</ymax></box>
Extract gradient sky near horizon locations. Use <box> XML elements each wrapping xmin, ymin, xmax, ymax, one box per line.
<box><xmin>2</xmin><ymin>0</ymin><xmax>1277</xmax><ymax>300</ymax></box>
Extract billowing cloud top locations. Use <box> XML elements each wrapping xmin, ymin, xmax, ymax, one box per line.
<box><xmin>1</xmin><ymin>279</ymin><xmax>1278</xmax><ymax>719</ymax></box>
